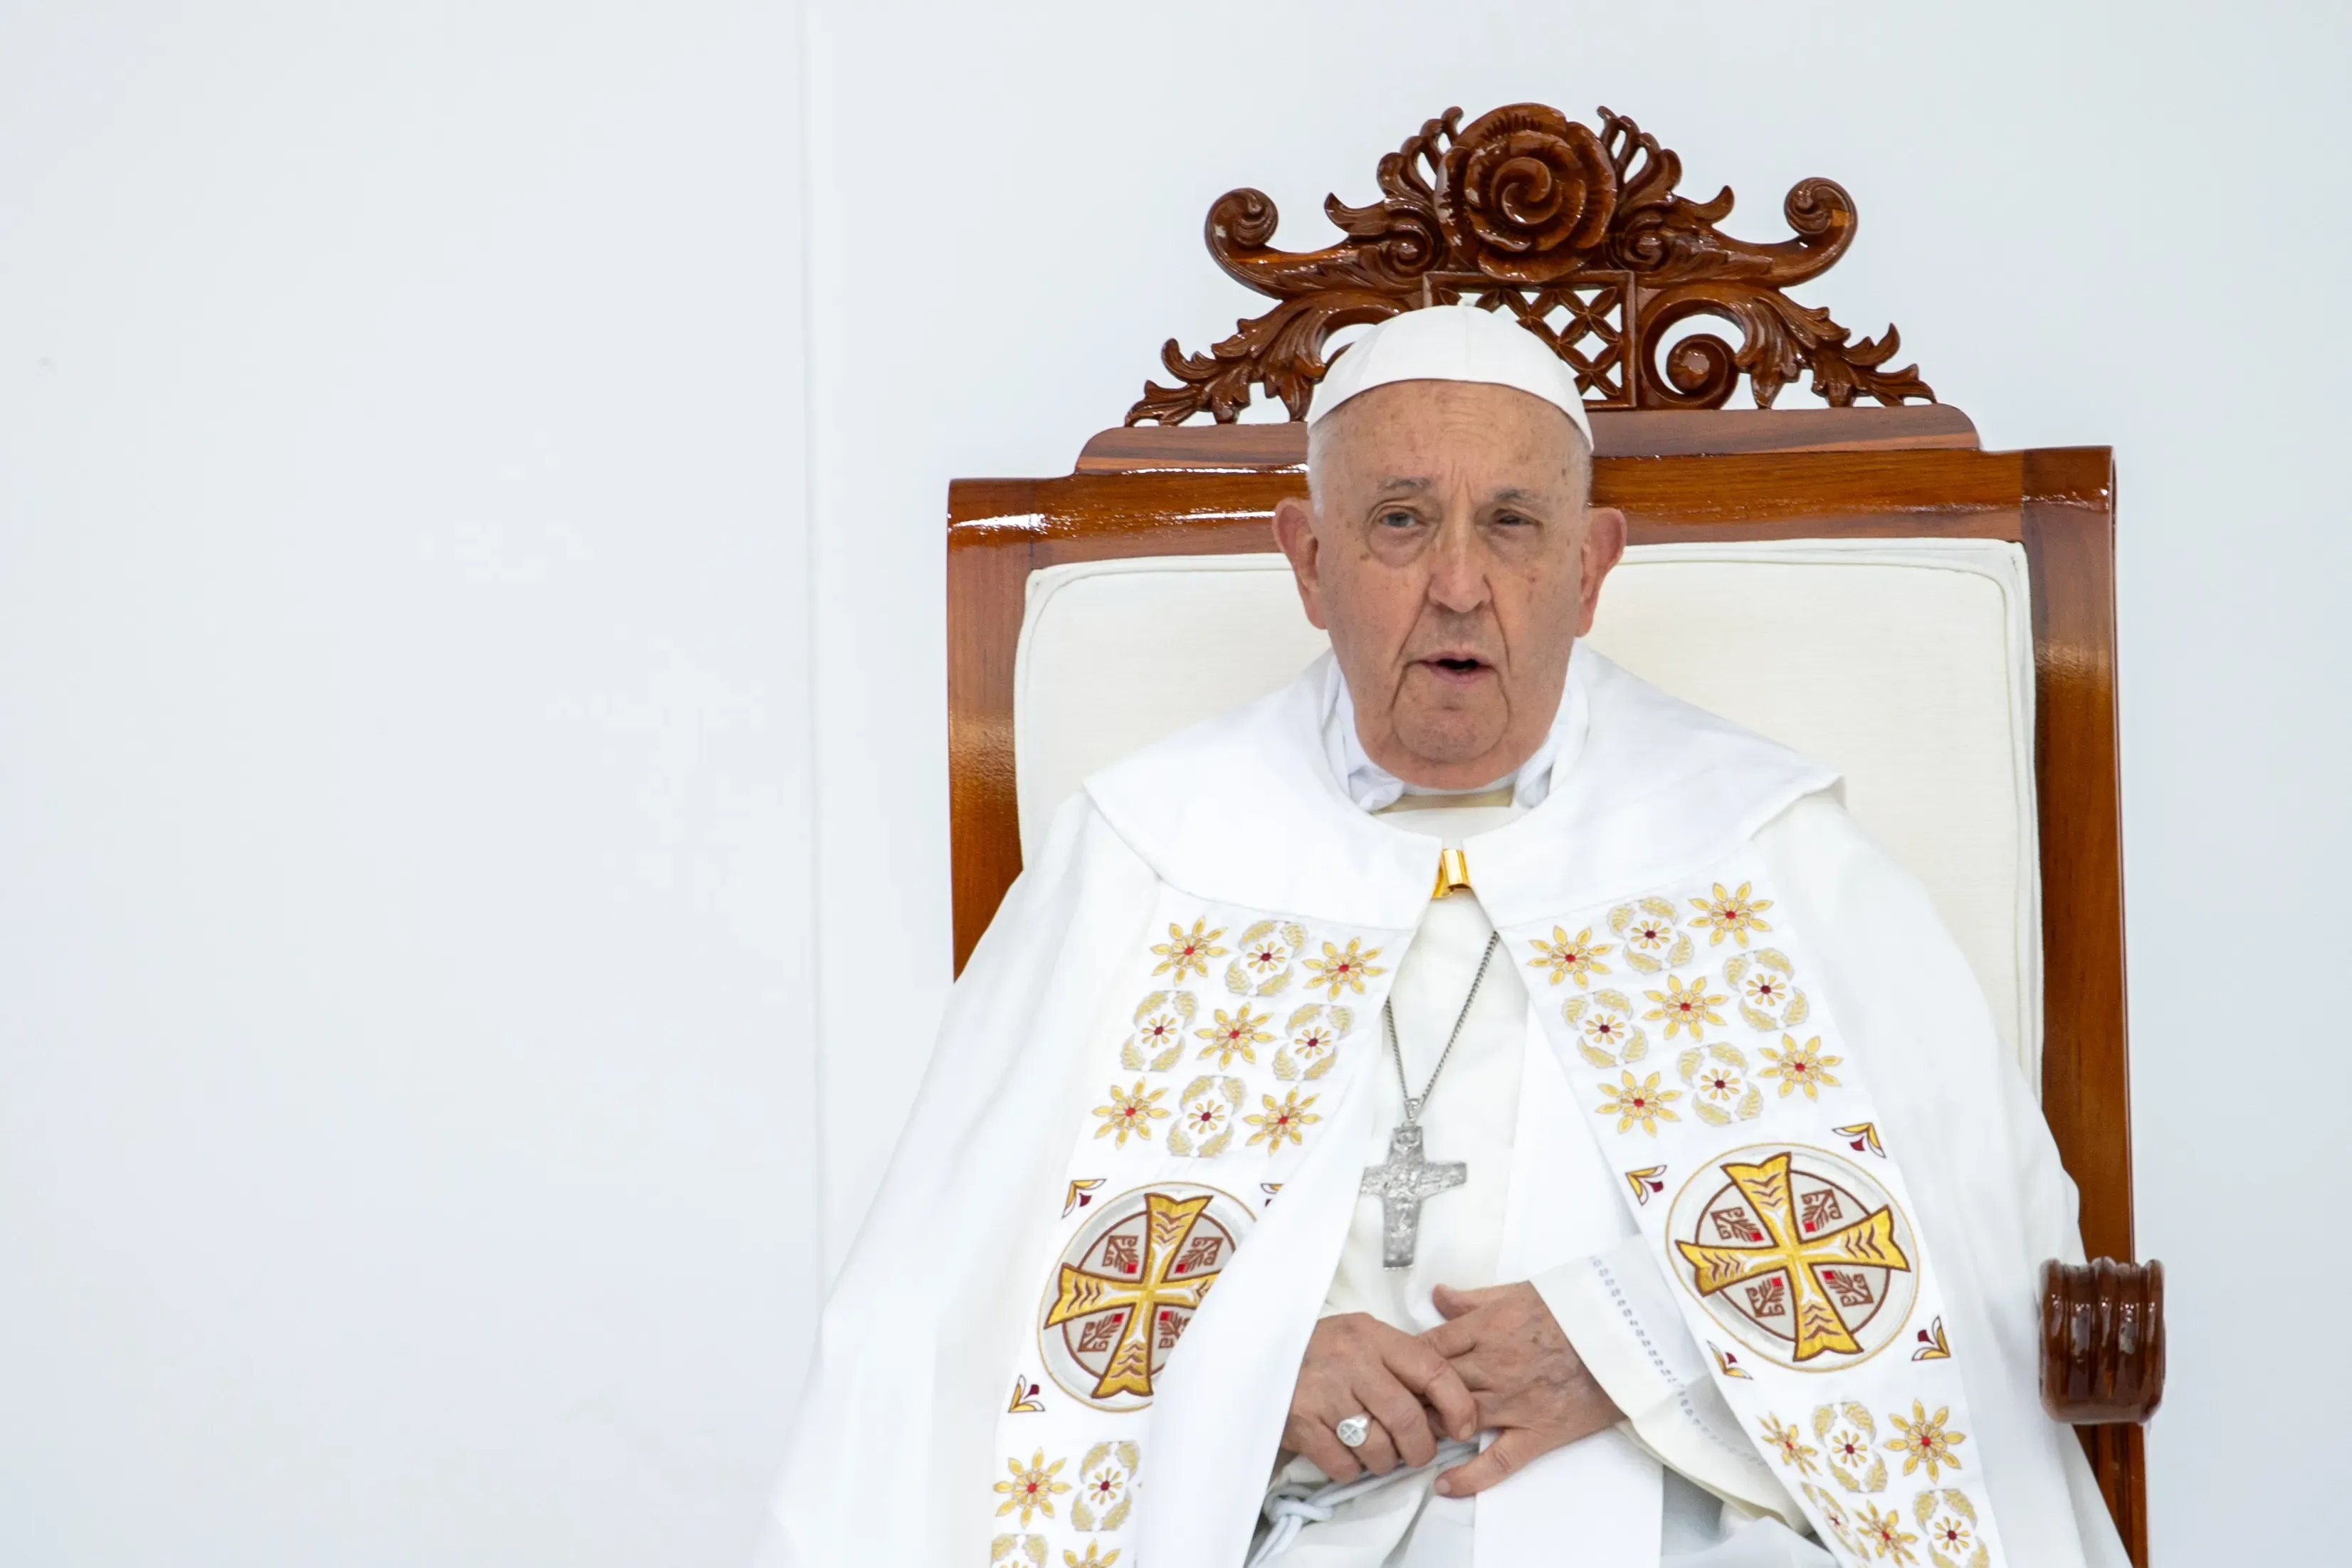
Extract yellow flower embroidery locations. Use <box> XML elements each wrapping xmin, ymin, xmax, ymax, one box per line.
<box><xmin>1644</xmin><ymin>974</ymin><xmax>1726</xmax><ymax>1039</ymax></box>
<box><xmin>1289</xmin><ymin>1022</ymin><xmax>1338</xmax><ymax>1063</ymax></box>
<box><xmin>1884</xmin><ymin>1401</ymin><xmax>1965</xmax><ymax>1480</ymax></box>
<box><xmin>1857</xmin><ymin>1501</ymin><xmax>1919</xmax><ymax>1564</ymax></box>
<box><xmin>1582</xmin><ymin>1012</ymin><xmax>1633</xmax><ymax>1049</ymax></box>
<box><xmin>1692</xmin><ymin>1062</ymin><xmax>1745</xmax><ymax>1103</ymax></box>
<box><xmin>1135</xmin><ymin>1009</ymin><xmax>1185</xmax><ymax>1053</ymax></box>
<box><xmin>1195</xmin><ymin>1004</ymin><xmax>1275</xmax><ymax>1067</ymax></box>
<box><xmin>1091</xmin><ymin>1080</ymin><xmax>1169</xmax><ymax>1147</ymax></box>
<box><xmin>1244</xmin><ymin>1089</ymin><xmax>1321</xmax><ymax>1152</ymax></box>
<box><xmin>1916</xmin><ymin>1493</ymin><xmax>1977</xmax><ymax>1559</ymax></box>
<box><xmin>1181</xmin><ymin>1094</ymin><xmax>1230</xmax><ymax>1138</ymax></box>
<box><xmin>1064</xmin><ymin>1546</ymin><xmax>1120</xmax><ymax>1568</ymax></box>
<box><xmin>1597</xmin><ymin>1070</ymin><xmax>1681</xmax><ymax>1135</ymax></box>
<box><xmin>1303</xmin><ymin>938</ymin><xmax>1385</xmax><ymax>999</ymax></box>
<box><xmin>994</xmin><ymin>1448</ymin><xmax>1071</xmax><ymax>1526</ymax></box>
<box><xmin>1243</xmin><ymin>935</ymin><xmax>1292</xmax><ymax>975</ymax></box>
<box><xmin>1758</xmin><ymin>1414</ymin><xmax>1819</xmax><ymax>1475</ymax></box>
<box><xmin>1689</xmin><ymin>881</ymin><xmax>1773</xmax><ymax>947</ymax></box>
<box><xmin>1824</xmin><ymin>1422</ymin><xmax>1874</xmax><ymax>1473</ymax></box>
<box><xmin>1625</xmin><ymin>912</ymin><xmax>1675</xmax><ymax>952</ymax></box>
<box><xmin>1527</xmin><ymin>926</ymin><xmax>1614</xmax><ymax>987</ymax></box>
<box><xmin>1150</xmin><ymin>917</ymin><xmax>1227</xmax><ymax>981</ymax></box>
<box><xmin>1758</xmin><ymin>1034</ymin><xmax>1843</xmax><ymax>1099</ymax></box>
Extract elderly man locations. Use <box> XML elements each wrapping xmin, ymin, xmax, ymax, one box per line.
<box><xmin>763</xmin><ymin>307</ymin><xmax>2128</xmax><ymax>1568</ymax></box>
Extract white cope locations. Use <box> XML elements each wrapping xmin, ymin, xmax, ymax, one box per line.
<box><xmin>1256</xmin><ymin>678</ymin><xmax>1834</xmax><ymax>1566</ymax></box>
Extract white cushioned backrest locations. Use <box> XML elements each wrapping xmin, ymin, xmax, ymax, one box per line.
<box><xmin>1014</xmin><ymin>541</ymin><xmax>2042</xmax><ymax>1085</ymax></box>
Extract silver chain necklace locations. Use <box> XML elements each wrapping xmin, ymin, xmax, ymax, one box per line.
<box><xmin>1358</xmin><ymin>931</ymin><xmax>1499</xmax><ymax>1268</ymax></box>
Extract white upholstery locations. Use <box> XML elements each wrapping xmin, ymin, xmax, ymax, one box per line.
<box><xmin>1014</xmin><ymin>542</ymin><xmax>2042</xmax><ymax>1085</ymax></box>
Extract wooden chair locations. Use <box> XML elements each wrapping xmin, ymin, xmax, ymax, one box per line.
<box><xmin>943</xmin><ymin>103</ymin><xmax>2163</xmax><ymax>1562</ymax></box>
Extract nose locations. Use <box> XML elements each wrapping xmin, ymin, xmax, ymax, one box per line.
<box><xmin>1426</xmin><ymin>512</ymin><xmax>1489</xmax><ymax>615</ymax></box>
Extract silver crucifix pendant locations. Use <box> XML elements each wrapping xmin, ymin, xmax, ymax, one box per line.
<box><xmin>1360</xmin><ymin>1119</ymin><xmax>1468</xmax><ymax>1270</ymax></box>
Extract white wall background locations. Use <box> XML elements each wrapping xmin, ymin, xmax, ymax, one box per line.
<box><xmin>4</xmin><ymin>2</ymin><xmax>2346</xmax><ymax>1564</ymax></box>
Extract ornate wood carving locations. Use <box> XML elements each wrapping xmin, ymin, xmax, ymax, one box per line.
<box><xmin>1128</xmin><ymin>105</ymin><xmax>1933</xmax><ymax>426</ymax></box>
<box><xmin>2042</xmin><ymin>1258</ymin><xmax>2166</xmax><ymax>1425</ymax></box>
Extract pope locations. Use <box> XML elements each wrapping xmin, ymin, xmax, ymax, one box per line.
<box><xmin>759</xmin><ymin>306</ymin><xmax>2131</xmax><ymax>1568</ymax></box>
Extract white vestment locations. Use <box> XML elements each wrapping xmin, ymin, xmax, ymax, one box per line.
<box><xmin>759</xmin><ymin>648</ymin><xmax>2131</xmax><ymax>1568</ymax></box>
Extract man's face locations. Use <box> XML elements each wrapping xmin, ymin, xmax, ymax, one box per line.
<box><xmin>1272</xmin><ymin>379</ymin><xmax>1626</xmax><ymax>790</ymax></box>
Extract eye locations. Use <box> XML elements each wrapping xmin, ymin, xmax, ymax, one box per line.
<box><xmin>1375</xmin><ymin>509</ymin><xmax>1419</xmax><ymax>530</ymax></box>
<box><xmin>1493</xmin><ymin>510</ymin><xmax>1533</xmax><ymax>527</ymax></box>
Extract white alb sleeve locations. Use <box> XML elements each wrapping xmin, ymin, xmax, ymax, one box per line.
<box><xmin>1534</xmin><ymin>1237</ymin><xmax>1805</xmax><ymax>1530</ymax></box>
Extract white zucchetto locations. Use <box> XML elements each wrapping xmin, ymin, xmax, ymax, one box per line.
<box><xmin>1309</xmin><ymin>302</ymin><xmax>1593</xmax><ymax>441</ymax></box>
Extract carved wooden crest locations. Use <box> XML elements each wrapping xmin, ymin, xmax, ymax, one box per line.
<box><xmin>1128</xmin><ymin>105</ymin><xmax>1931</xmax><ymax>426</ymax></box>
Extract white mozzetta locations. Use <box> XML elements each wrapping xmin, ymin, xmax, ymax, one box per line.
<box><xmin>1013</xmin><ymin>542</ymin><xmax>2041</xmax><ymax>1083</ymax></box>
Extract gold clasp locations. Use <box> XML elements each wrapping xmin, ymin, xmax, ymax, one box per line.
<box><xmin>1432</xmin><ymin>848</ymin><xmax>1471</xmax><ymax>900</ymax></box>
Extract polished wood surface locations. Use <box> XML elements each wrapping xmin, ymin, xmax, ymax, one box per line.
<box><xmin>2044</xmin><ymin>1258</ymin><xmax>2164</xmax><ymax>1554</ymax></box>
<box><xmin>1127</xmin><ymin>104</ymin><xmax>1932</xmax><ymax>426</ymax></box>
<box><xmin>945</xmin><ymin>421</ymin><xmax>2153</xmax><ymax>1563</ymax></box>
<box><xmin>1077</xmin><ymin>404</ymin><xmax>1980</xmax><ymax>473</ymax></box>
<box><xmin>2043</xmin><ymin>1259</ymin><xmax>2166</xmax><ymax>1424</ymax></box>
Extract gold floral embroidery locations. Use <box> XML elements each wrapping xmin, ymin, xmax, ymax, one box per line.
<box><xmin>1303</xmin><ymin>937</ymin><xmax>1385</xmax><ymax>999</ymax></box>
<box><xmin>1195</xmin><ymin>1004</ymin><xmax>1275</xmax><ymax>1068</ymax></box>
<box><xmin>1069</xmin><ymin>1440</ymin><xmax>1140</xmax><ymax>1532</ymax></box>
<box><xmin>1120</xmin><ymin>990</ymin><xmax>1195</xmax><ymax>1072</ymax></box>
<box><xmin>1800</xmin><ymin>1483</ymin><xmax>1867</xmax><ymax>1559</ymax></box>
<box><xmin>1758</xmin><ymin>1414</ymin><xmax>1819</xmax><ymax>1475</ymax></box>
<box><xmin>1064</xmin><ymin>1547</ymin><xmax>1120</xmax><ymax>1568</ymax></box>
<box><xmin>1167</xmin><ymin>1075</ymin><xmax>1242</xmax><ymax>1158</ymax></box>
<box><xmin>1812</xmin><ymin>1402</ymin><xmax>1887</xmax><ymax>1494</ymax></box>
<box><xmin>994</xmin><ymin>1449</ymin><xmax>1071</xmax><ymax>1526</ymax></box>
<box><xmin>1224</xmin><ymin>919</ymin><xmax>1307</xmax><ymax>997</ymax></box>
<box><xmin>1597</xmin><ymin>1070</ymin><xmax>1681</xmax><ymax>1135</ymax></box>
<box><xmin>1274</xmin><ymin>1002</ymin><xmax>1351</xmax><ymax>1082</ymax></box>
<box><xmin>1689</xmin><ymin>881</ymin><xmax>1774</xmax><ymax>947</ymax></box>
<box><xmin>1885</xmin><ymin>1401</ymin><xmax>1966</xmax><ymax>1481</ymax></box>
<box><xmin>1150</xmin><ymin>917</ymin><xmax>1227</xmax><ymax>982</ymax></box>
<box><xmin>1758</xmin><ymin>1034</ymin><xmax>1843</xmax><ymax>1099</ymax></box>
<box><xmin>1565</xmin><ymin>989</ymin><xmax>1647</xmax><ymax>1068</ymax></box>
<box><xmin>1644</xmin><ymin>974</ymin><xmax>1727</xmax><ymax>1040</ymax></box>
<box><xmin>1724</xmin><ymin>948</ymin><xmax>1809</xmax><ymax>1031</ymax></box>
<box><xmin>1911</xmin><ymin>1489</ymin><xmax>1986</xmax><ymax>1568</ymax></box>
<box><xmin>1244</xmin><ymin>1088</ymin><xmax>1321</xmax><ymax>1152</ymax></box>
<box><xmin>989</xmin><ymin>1537</ymin><xmax>1045</xmax><ymax>1567</ymax></box>
<box><xmin>1527</xmin><ymin>925</ymin><xmax>1614</xmax><ymax>987</ymax></box>
<box><xmin>1091</xmin><ymin>1080</ymin><xmax>1169</xmax><ymax>1147</ymax></box>
<box><xmin>1610</xmin><ymin>896</ymin><xmax>1694</xmax><ymax>974</ymax></box>
<box><xmin>1679</xmin><ymin>1043</ymin><xmax>1763</xmax><ymax>1126</ymax></box>
<box><xmin>1857</xmin><ymin>1500</ymin><xmax>1920</xmax><ymax>1564</ymax></box>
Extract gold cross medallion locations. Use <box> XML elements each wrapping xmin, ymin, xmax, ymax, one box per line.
<box><xmin>1667</xmin><ymin>1146</ymin><xmax>1919</xmax><ymax>1369</ymax></box>
<box><xmin>1038</xmin><ymin>1184</ymin><xmax>1254</xmax><ymax>1410</ymax></box>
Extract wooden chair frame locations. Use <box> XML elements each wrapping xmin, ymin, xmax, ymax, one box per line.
<box><xmin>946</xmin><ymin>411</ymin><xmax>2148</xmax><ymax>1557</ymax></box>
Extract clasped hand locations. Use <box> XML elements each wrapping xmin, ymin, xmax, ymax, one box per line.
<box><xmin>1281</xmin><ymin>1282</ymin><xmax>1622</xmax><ymax>1498</ymax></box>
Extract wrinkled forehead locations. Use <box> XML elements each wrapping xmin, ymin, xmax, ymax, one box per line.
<box><xmin>1306</xmin><ymin>379</ymin><xmax>1590</xmax><ymax>503</ymax></box>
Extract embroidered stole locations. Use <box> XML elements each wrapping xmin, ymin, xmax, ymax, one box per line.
<box><xmin>982</xmin><ymin>891</ymin><xmax>1405</xmax><ymax>1567</ymax></box>
<box><xmin>1512</xmin><ymin>849</ymin><xmax>2007</xmax><ymax>1568</ymax></box>
<box><xmin>984</xmin><ymin>853</ymin><xmax>2009</xmax><ymax>1568</ymax></box>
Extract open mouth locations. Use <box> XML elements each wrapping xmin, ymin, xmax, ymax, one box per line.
<box><xmin>1417</xmin><ymin>654</ymin><xmax>1493</xmax><ymax>684</ymax></box>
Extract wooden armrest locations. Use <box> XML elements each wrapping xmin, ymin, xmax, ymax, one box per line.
<box><xmin>2039</xmin><ymin>1258</ymin><xmax>2165</xmax><ymax>1424</ymax></box>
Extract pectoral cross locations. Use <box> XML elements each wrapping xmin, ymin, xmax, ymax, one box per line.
<box><xmin>1360</xmin><ymin>1120</ymin><xmax>1466</xmax><ymax>1270</ymax></box>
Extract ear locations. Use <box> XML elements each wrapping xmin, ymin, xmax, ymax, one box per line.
<box><xmin>1273</xmin><ymin>495</ymin><xmax>1328</xmax><ymax>631</ymax></box>
<box><xmin>1575</xmin><ymin>506</ymin><xmax>1627</xmax><ymax>637</ymax></box>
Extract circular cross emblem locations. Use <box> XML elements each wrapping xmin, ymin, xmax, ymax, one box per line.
<box><xmin>1038</xmin><ymin>1182</ymin><xmax>1253</xmax><ymax>1411</ymax></box>
<box><xmin>1665</xmin><ymin>1144</ymin><xmax>1918</xmax><ymax>1371</ymax></box>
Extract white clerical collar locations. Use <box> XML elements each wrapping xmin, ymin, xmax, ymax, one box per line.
<box><xmin>1322</xmin><ymin>648</ymin><xmax>1592</xmax><ymax>814</ymax></box>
